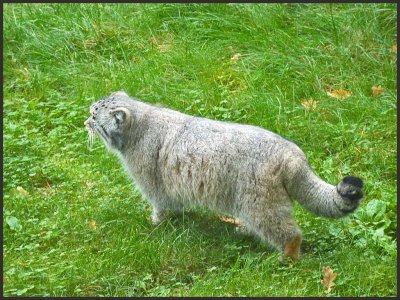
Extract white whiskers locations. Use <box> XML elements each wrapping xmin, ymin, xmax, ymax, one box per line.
<box><xmin>87</xmin><ymin>127</ymin><xmax>95</xmax><ymax>151</ymax></box>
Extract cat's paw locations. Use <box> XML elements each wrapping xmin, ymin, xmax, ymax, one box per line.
<box><xmin>278</xmin><ymin>254</ymin><xmax>299</xmax><ymax>263</ymax></box>
<box><xmin>235</xmin><ymin>224</ymin><xmax>251</xmax><ymax>236</ymax></box>
<box><xmin>151</xmin><ymin>211</ymin><xmax>167</xmax><ymax>225</ymax></box>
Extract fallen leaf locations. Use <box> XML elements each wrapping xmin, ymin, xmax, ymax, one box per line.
<box><xmin>219</xmin><ymin>216</ymin><xmax>240</xmax><ymax>225</ymax></box>
<box><xmin>157</xmin><ymin>43</ymin><xmax>172</xmax><ymax>53</ymax></box>
<box><xmin>300</xmin><ymin>98</ymin><xmax>318</xmax><ymax>110</ymax></box>
<box><xmin>88</xmin><ymin>220</ymin><xmax>97</xmax><ymax>231</ymax></box>
<box><xmin>390</xmin><ymin>44</ymin><xmax>397</xmax><ymax>63</ymax></box>
<box><xmin>327</xmin><ymin>89</ymin><xmax>352</xmax><ymax>99</ymax></box>
<box><xmin>83</xmin><ymin>38</ymin><xmax>97</xmax><ymax>50</ymax></box>
<box><xmin>16</xmin><ymin>186</ymin><xmax>29</xmax><ymax>196</ymax></box>
<box><xmin>149</xmin><ymin>34</ymin><xmax>174</xmax><ymax>53</ymax></box>
<box><xmin>321</xmin><ymin>266</ymin><xmax>337</xmax><ymax>293</ymax></box>
<box><xmin>371</xmin><ymin>85</ymin><xmax>384</xmax><ymax>97</ymax></box>
<box><xmin>84</xmin><ymin>180</ymin><xmax>93</xmax><ymax>188</ymax></box>
<box><xmin>230</xmin><ymin>53</ymin><xmax>241</xmax><ymax>64</ymax></box>
<box><xmin>46</xmin><ymin>181</ymin><xmax>52</xmax><ymax>190</ymax></box>
<box><xmin>82</xmin><ymin>284</ymin><xmax>102</xmax><ymax>294</ymax></box>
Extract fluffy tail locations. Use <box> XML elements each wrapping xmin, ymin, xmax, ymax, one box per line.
<box><xmin>285</xmin><ymin>157</ymin><xmax>364</xmax><ymax>218</ymax></box>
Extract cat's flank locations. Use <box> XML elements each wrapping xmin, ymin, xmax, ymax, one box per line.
<box><xmin>85</xmin><ymin>91</ymin><xmax>363</xmax><ymax>260</ymax></box>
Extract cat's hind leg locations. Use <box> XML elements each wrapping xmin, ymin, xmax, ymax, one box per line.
<box><xmin>251</xmin><ymin>210</ymin><xmax>302</xmax><ymax>260</ymax></box>
<box><xmin>240</xmin><ymin>191</ymin><xmax>302</xmax><ymax>260</ymax></box>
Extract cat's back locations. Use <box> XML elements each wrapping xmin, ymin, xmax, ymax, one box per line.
<box><xmin>167</xmin><ymin>114</ymin><xmax>299</xmax><ymax>159</ymax></box>
<box><xmin>124</xmin><ymin>98</ymin><xmax>305</xmax><ymax>169</ymax></box>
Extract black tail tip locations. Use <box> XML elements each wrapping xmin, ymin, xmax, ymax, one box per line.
<box><xmin>342</xmin><ymin>176</ymin><xmax>363</xmax><ymax>189</ymax></box>
<box><xmin>338</xmin><ymin>176</ymin><xmax>364</xmax><ymax>202</ymax></box>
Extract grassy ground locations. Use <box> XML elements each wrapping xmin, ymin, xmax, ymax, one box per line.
<box><xmin>3</xmin><ymin>3</ymin><xmax>397</xmax><ymax>297</ymax></box>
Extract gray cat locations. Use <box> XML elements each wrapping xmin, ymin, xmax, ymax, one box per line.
<box><xmin>85</xmin><ymin>91</ymin><xmax>363</xmax><ymax>260</ymax></box>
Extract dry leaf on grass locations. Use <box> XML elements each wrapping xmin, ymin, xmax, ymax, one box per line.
<box><xmin>300</xmin><ymin>98</ymin><xmax>318</xmax><ymax>110</ymax></box>
<box><xmin>371</xmin><ymin>85</ymin><xmax>384</xmax><ymax>97</ymax></box>
<box><xmin>157</xmin><ymin>43</ymin><xmax>172</xmax><ymax>53</ymax></box>
<box><xmin>390</xmin><ymin>44</ymin><xmax>397</xmax><ymax>63</ymax></box>
<box><xmin>84</xmin><ymin>180</ymin><xmax>93</xmax><ymax>188</ymax></box>
<box><xmin>219</xmin><ymin>216</ymin><xmax>240</xmax><ymax>225</ymax></box>
<box><xmin>327</xmin><ymin>89</ymin><xmax>352</xmax><ymax>99</ymax></box>
<box><xmin>46</xmin><ymin>181</ymin><xmax>52</xmax><ymax>190</ymax></box>
<box><xmin>88</xmin><ymin>220</ymin><xmax>97</xmax><ymax>231</ymax></box>
<box><xmin>149</xmin><ymin>34</ymin><xmax>174</xmax><ymax>53</ymax></box>
<box><xmin>16</xmin><ymin>186</ymin><xmax>29</xmax><ymax>196</ymax></box>
<box><xmin>230</xmin><ymin>53</ymin><xmax>241</xmax><ymax>64</ymax></box>
<box><xmin>321</xmin><ymin>266</ymin><xmax>337</xmax><ymax>293</ymax></box>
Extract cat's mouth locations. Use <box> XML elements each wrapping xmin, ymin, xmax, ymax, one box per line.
<box><xmin>84</xmin><ymin>117</ymin><xmax>114</xmax><ymax>150</ymax></box>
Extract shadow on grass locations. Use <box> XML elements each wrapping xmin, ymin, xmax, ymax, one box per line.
<box><xmin>161</xmin><ymin>209</ymin><xmax>275</xmax><ymax>254</ymax></box>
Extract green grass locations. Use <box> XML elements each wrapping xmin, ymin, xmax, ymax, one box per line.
<box><xmin>3</xmin><ymin>3</ymin><xmax>397</xmax><ymax>297</ymax></box>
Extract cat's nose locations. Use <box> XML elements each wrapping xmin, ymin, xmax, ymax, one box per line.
<box><xmin>84</xmin><ymin>118</ymin><xmax>91</xmax><ymax>127</ymax></box>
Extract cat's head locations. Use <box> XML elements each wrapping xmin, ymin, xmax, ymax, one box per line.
<box><xmin>84</xmin><ymin>91</ymin><xmax>133</xmax><ymax>152</ymax></box>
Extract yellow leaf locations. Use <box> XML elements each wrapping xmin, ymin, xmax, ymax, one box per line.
<box><xmin>46</xmin><ymin>181</ymin><xmax>52</xmax><ymax>190</ymax></box>
<box><xmin>16</xmin><ymin>186</ymin><xmax>29</xmax><ymax>196</ymax></box>
<box><xmin>321</xmin><ymin>266</ymin><xmax>337</xmax><ymax>293</ymax></box>
<box><xmin>219</xmin><ymin>216</ymin><xmax>240</xmax><ymax>225</ymax></box>
<box><xmin>230</xmin><ymin>53</ymin><xmax>241</xmax><ymax>64</ymax></box>
<box><xmin>327</xmin><ymin>89</ymin><xmax>352</xmax><ymax>99</ymax></box>
<box><xmin>88</xmin><ymin>220</ymin><xmax>97</xmax><ymax>231</ymax></box>
<box><xmin>390</xmin><ymin>44</ymin><xmax>397</xmax><ymax>63</ymax></box>
<box><xmin>157</xmin><ymin>43</ymin><xmax>172</xmax><ymax>53</ymax></box>
<box><xmin>371</xmin><ymin>85</ymin><xmax>384</xmax><ymax>97</ymax></box>
<box><xmin>149</xmin><ymin>34</ymin><xmax>174</xmax><ymax>53</ymax></box>
<box><xmin>84</xmin><ymin>180</ymin><xmax>93</xmax><ymax>189</ymax></box>
<box><xmin>300</xmin><ymin>98</ymin><xmax>318</xmax><ymax>110</ymax></box>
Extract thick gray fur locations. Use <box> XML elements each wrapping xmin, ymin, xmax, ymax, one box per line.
<box><xmin>85</xmin><ymin>91</ymin><xmax>363</xmax><ymax>257</ymax></box>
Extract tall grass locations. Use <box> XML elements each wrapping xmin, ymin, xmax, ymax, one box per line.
<box><xmin>3</xmin><ymin>3</ymin><xmax>397</xmax><ymax>296</ymax></box>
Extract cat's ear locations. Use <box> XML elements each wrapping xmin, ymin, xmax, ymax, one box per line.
<box><xmin>111</xmin><ymin>107</ymin><xmax>131</xmax><ymax>126</ymax></box>
<box><xmin>111</xmin><ymin>91</ymin><xmax>129</xmax><ymax>97</ymax></box>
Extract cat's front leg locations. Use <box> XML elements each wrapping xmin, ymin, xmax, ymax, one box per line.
<box><xmin>151</xmin><ymin>208</ymin><xmax>168</xmax><ymax>225</ymax></box>
<box><xmin>150</xmin><ymin>199</ymin><xmax>184</xmax><ymax>225</ymax></box>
